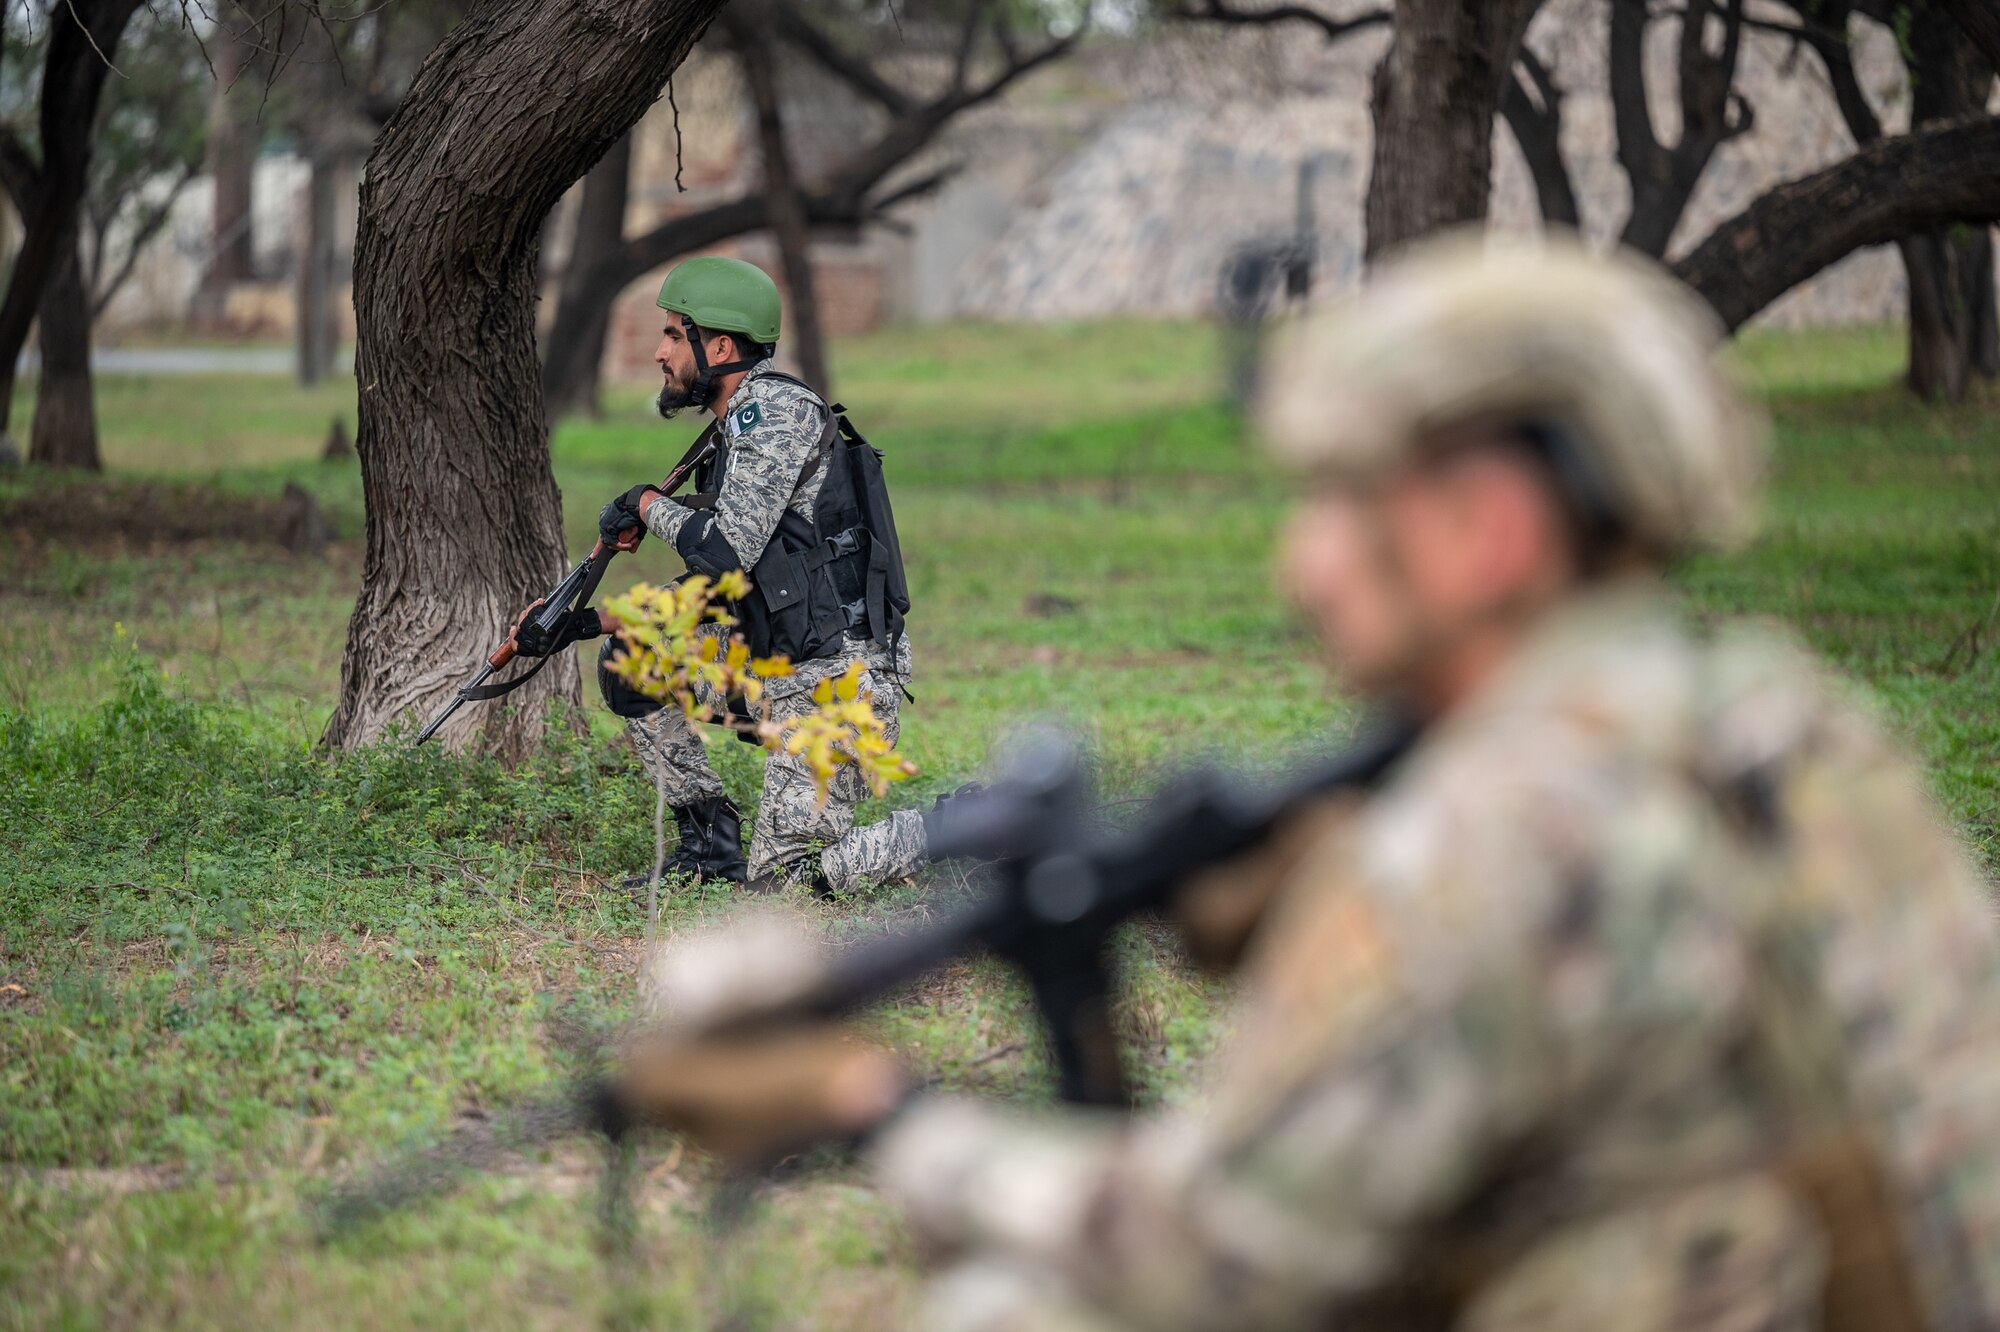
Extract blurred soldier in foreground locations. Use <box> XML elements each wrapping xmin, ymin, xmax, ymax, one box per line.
<box><xmin>628</xmin><ymin>237</ymin><xmax>2000</xmax><ymax>1330</ymax></box>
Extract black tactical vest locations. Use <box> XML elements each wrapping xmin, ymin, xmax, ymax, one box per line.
<box><xmin>690</xmin><ymin>376</ymin><xmax>911</xmax><ymax>664</ymax></box>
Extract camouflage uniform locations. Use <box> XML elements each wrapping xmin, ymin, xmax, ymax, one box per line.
<box><xmin>867</xmin><ymin>238</ymin><xmax>2000</xmax><ymax>1329</ymax></box>
<box><xmin>874</xmin><ymin>582</ymin><xmax>2000</xmax><ymax>1331</ymax></box>
<box><xmin>631</xmin><ymin>360</ymin><xmax>925</xmax><ymax>894</ymax></box>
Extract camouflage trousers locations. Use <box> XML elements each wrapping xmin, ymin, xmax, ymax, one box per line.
<box><xmin>620</xmin><ymin>631</ymin><xmax>925</xmax><ymax>894</ymax></box>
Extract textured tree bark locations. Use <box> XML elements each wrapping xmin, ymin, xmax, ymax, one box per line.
<box><xmin>27</xmin><ymin>232</ymin><xmax>100</xmax><ymax>471</ymax></box>
<box><xmin>1900</xmin><ymin>11</ymin><xmax>1994</xmax><ymax>401</ymax></box>
<box><xmin>1363</xmin><ymin>0</ymin><xmax>1545</xmax><ymax>259</ymax></box>
<box><xmin>733</xmin><ymin>12</ymin><xmax>830</xmax><ymax>394</ymax></box>
<box><xmin>541</xmin><ymin>131</ymin><xmax>633</xmax><ymax>421</ymax></box>
<box><xmin>0</xmin><ymin>0</ymin><xmax>142</xmax><ymax>437</ymax></box>
<box><xmin>1672</xmin><ymin>116</ymin><xmax>2000</xmax><ymax>333</ymax></box>
<box><xmin>323</xmin><ymin>0</ymin><xmax>727</xmax><ymax>757</ymax></box>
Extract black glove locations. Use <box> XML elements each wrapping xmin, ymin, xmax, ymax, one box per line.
<box><xmin>514</xmin><ymin>607</ymin><xmax>605</xmax><ymax>659</ymax></box>
<box><xmin>598</xmin><ymin>484</ymin><xmax>656</xmax><ymax>544</ymax></box>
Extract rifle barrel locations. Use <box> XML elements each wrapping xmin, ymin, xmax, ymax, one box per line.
<box><xmin>414</xmin><ymin>662</ymin><xmax>494</xmax><ymax>745</ymax></box>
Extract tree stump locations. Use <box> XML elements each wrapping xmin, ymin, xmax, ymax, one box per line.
<box><xmin>277</xmin><ymin>481</ymin><xmax>329</xmax><ymax>557</ymax></box>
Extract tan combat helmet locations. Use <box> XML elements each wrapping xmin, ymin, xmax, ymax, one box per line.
<box><xmin>1257</xmin><ymin>231</ymin><xmax>1767</xmax><ymax>555</ymax></box>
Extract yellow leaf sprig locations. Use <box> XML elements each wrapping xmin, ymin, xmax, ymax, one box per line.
<box><xmin>601</xmin><ymin>575</ymin><xmax>917</xmax><ymax>803</ymax></box>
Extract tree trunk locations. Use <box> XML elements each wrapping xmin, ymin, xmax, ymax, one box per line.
<box><xmin>1903</xmin><ymin>232</ymin><xmax>1970</xmax><ymax>401</ymax></box>
<box><xmin>296</xmin><ymin>152</ymin><xmax>339</xmax><ymax>386</ymax></box>
<box><xmin>732</xmin><ymin>10</ymin><xmax>829</xmax><ymax>393</ymax></box>
<box><xmin>323</xmin><ymin>0</ymin><xmax>726</xmax><ymax>757</ymax></box>
<box><xmin>1900</xmin><ymin>11</ymin><xmax>1994</xmax><ymax>400</ymax></box>
<box><xmin>541</xmin><ymin>131</ymin><xmax>633</xmax><ymax>421</ymax></box>
<box><xmin>1364</xmin><ymin>0</ymin><xmax>1545</xmax><ymax>259</ymax></box>
<box><xmin>1971</xmin><ymin>227</ymin><xmax>2000</xmax><ymax>379</ymax></box>
<box><xmin>1673</xmin><ymin>116</ymin><xmax>2000</xmax><ymax>334</ymax></box>
<box><xmin>0</xmin><ymin>0</ymin><xmax>142</xmax><ymax>437</ymax></box>
<box><xmin>27</xmin><ymin>230</ymin><xmax>99</xmax><ymax>470</ymax></box>
<box><xmin>203</xmin><ymin>33</ymin><xmax>257</xmax><ymax>294</ymax></box>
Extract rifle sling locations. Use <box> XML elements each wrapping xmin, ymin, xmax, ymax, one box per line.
<box><xmin>461</xmin><ymin>651</ymin><xmax>555</xmax><ymax>703</ymax></box>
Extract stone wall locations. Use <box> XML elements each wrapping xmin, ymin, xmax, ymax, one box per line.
<box><xmin>948</xmin><ymin>3</ymin><xmax>1933</xmax><ymax>327</ymax></box>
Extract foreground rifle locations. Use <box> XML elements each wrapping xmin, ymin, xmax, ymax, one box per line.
<box><xmin>320</xmin><ymin>716</ymin><xmax>1419</xmax><ymax>1233</ymax></box>
<box><xmin>606</xmin><ymin>713</ymin><xmax>1421</xmax><ymax>1121</ymax></box>
<box><xmin>413</xmin><ymin>432</ymin><xmax>720</xmax><ymax>745</ymax></box>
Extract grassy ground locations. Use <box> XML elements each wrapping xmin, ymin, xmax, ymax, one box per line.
<box><xmin>2</xmin><ymin>319</ymin><xmax>1997</xmax><ymax>1329</ymax></box>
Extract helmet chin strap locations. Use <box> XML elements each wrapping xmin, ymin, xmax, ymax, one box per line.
<box><xmin>683</xmin><ymin>316</ymin><xmax>760</xmax><ymax>410</ymax></box>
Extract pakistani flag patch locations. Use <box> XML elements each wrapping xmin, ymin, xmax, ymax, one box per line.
<box><xmin>732</xmin><ymin>401</ymin><xmax>763</xmax><ymax>435</ymax></box>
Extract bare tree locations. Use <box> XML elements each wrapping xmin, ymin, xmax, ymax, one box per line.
<box><xmin>0</xmin><ymin>0</ymin><xmax>146</xmax><ymax>468</ymax></box>
<box><xmin>1170</xmin><ymin>1</ymin><xmax>1553</xmax><ymax>252</ymax></box>
<box><xmin>1610</xmin><ymin>0</ymin><xmax>1752</xmax><ymax>256</ymax></box>
<box><xmin>323</xmin><ymin>0</ymin><xmax>728</xmax><ymax>756</ymax></box>
<box><xmin>1177</xmin><ymin>0</ymin><xmax>2000</xmax><ymax>385</ymax></box>
<box><xmin>78</xmin><ymin>12</ymin><xmax>208</xmax><ymax>322</ymax></box>
<box><xmin>1717</xmin><ymin>1</ymin><xmax>1997</xmax><ymax>398</ymax></box>
<box><xmin>537</xmin><ymin>0</ymin><xmax>1079</xmax><ymax>422</ymax></box>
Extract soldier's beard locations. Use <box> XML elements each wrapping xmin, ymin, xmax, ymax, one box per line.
<box><xmin>656</xmin><ymin>371</ymin><xmax>696</xmax><ymax>419</ymax></box>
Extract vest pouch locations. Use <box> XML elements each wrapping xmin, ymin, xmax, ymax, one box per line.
<box><xmin>740</xmin><ymin>545</ymin><xmax>808</xmax><ymax>662</ymax></box>
<box><xmin>808</xmin><ymin>562</ymin><xmax>848</xmax><ymax>649</ymax></box>
<box><xmin>756</xmin><ymin>548</ymin><xmax>807</xmax><ymax>612</ymax></box>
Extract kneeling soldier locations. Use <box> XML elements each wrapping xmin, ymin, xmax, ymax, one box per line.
<box><xmin>597</xmin><ymin>257</ymin><xmax>928</xmax><ymax>896</ymax></box>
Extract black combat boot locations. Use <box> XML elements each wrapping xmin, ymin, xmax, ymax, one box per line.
<box><xmin>620</xmin><ymin>796</ymin><xmax>747</xmax><ymax>892</ymax></box>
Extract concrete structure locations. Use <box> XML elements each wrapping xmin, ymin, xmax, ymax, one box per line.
<box><xmin>80</xmin><ymin>7</ymin><xmax>1977</xmax><ymax>382</ymax></box>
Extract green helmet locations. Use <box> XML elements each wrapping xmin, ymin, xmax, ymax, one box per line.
<box><xmin>656</xmin><ymin>256</ymin><xmax>782</xmax><ymax>346</ymax></box>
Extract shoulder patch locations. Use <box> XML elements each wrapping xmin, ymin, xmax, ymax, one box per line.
<box><xmin>733</xmin><ymin>401</ymin><xmax>764</xmax><ymax>434</ymax></box>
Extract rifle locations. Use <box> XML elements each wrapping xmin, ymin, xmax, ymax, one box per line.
<box><xmin>320</xmin><ymin>715</ymin><xmax>1420</xmax><ymax>1234</ymax></box>
<box><xmin>610</xmin><ymin>712</ymin><xmax>1421</xmax><ymax>1115</ymax></box>
<box><xmin>413</xmin><ymin>431</ymin><xmax>721</xmax><ymax>745</ymax></box>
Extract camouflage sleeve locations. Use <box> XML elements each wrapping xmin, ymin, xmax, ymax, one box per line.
<box><xmin>641</xmin><ymin>494</ymin><xmax>694</xmax><ymax>545</ymax></box>
<box><xmin>666</xmin><ymin>377</ymin><xmax>826</xmax><ymax>577</ymax></box>
<box><xmin>873</xmin><ymin>733</ymin><xmax>1754</xmax><ymax>1331</ymax></box>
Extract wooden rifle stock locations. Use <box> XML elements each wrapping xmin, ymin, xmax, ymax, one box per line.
<box><xmin>412</xmin><ymin>432</ymin><xmax>720</xmax><ymax>745</ymax></box>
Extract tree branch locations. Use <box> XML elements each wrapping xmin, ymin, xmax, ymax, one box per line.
<box><xmin>1169</xmin><ymin>0</ymin><xmax>1390</xmax><ymax>44</ymax></box>
<box><xmin>581</xmin><ymin>18</ymin><xmax>1077</xmax><ymax>299</ymax></box>
<box><xmin>1500</xmin><ymin>46</ymin><xmax>1580</xmax><ymax>226</ymax></box>
<box><xmin>1673</xmin><ymin>113</ymin><xmax>2000</xmax><ymax>331</ymax></box>
<box><xmin>89</xmin><ymin>161</ymin><xmax>200</xmax><ymax>321</ymax></box>
<box><xmin>951</xmin><ymin>0</ymin><xmax>988</xmax><ymax>92</ymax></box>
<box><xmin>1610</xmin><ymin>0</ymin><xmax>1664</xmax><ymax>180</ymax></box>
<box><xmin>771</xmin><ymin>4</ymin><xmax>913</xmax><ymax>116</ymax></box>
<box><xmin>0</xmin><ymin>127</ymin><xmax>41</xmax><ymax>215</ymax></box>
<box><xmin>1766</xmin><ymin>1</ymin><xmax>1880</xmax><ymax>146</ymax></box>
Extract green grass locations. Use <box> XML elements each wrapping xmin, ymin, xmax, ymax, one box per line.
<box><xmin>2</xmin><ymin>319</ymin><xmax>1997</xmax><ymax>1329</ymax></box>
